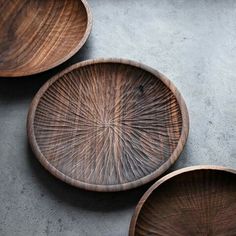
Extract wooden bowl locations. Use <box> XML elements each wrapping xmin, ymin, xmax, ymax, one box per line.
<box><xmin>27</xmin><ymin>59</ymin><xmax>189</xmax><ymax>192</ymax></box>
<box><xmin>129</xmin><ymin>166</ymin><xmax>236</xmax><ymax>235</ymax></box>
<box><xmin>0</xmin><ymin>0</ymin><xmax>92</xmax><ymax>77</ymax></box>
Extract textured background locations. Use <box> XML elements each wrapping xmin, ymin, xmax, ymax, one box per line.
<box><xmin>0</xmin><ymin>0</ymin><xmax>236</xmax><ymax>235</ymax></box>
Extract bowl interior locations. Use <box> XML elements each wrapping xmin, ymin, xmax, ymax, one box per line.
<box><xmin>133</xmin><ymin>169</ymin><xmax>236</xmax><ymax>235</ymax></box>
<box><xmin>0</xmin><ymin>0</ymin><xmax>89</xmax><ymax>76</ymax></box>
<box><xmin>31</xmin><ymin>62</ymin><xmax>185</xmax><ymax>190</ymax></box>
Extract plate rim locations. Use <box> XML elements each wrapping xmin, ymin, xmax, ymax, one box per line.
<box><xmin>0</xmin><ymin>0</ymin><xmax>92</xmax><ymax>77</ymax></box>
<box><xmin>129</xmin><ymin>165</ymin><xmax>236</xmax><ymax>236</ymax></box>
<box><xmin>27</xmin><ymin>58</ymin><xmax>190</xmax><ymax>192</ymax></box>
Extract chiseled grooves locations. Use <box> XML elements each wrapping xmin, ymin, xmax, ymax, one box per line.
<box><xmin>34</xmin><ymin>63</ymin><xmax>182</xmax><ymax>185</ymax></box>
<box><xmin>0</xmin><ymin>0</ymin><xmax>88</xmax><ymax>75</ymax></box>
<box><xmin>135</xmin><ymin>170</ymin><xmax>236</xmax><ymax>235</ymax></box>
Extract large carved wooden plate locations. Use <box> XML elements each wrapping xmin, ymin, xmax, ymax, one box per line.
<box><xmin>27</xmin><ymin>59</ymin><xmax>189</xmax><ymax>191</ymax></box>
<box><xmin>129</xmin><ymin>166</ymin><xmax>236</xmax><ymax>235</ymax></box>
<box><xmin>0</xmin><ymin>0</ymin><xmax>92</xmax><ymax>77</ymax></box>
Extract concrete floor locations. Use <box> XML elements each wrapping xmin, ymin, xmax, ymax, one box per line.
<box><xmin>0</xmin><ymin>0</ymin><xmax>236</xmax><ymax>235</ymax></box>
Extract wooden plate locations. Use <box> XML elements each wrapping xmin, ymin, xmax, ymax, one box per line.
<box><xmin>27</xmin><ymin>59</ymin><xmax>189</xmax><ymax>192</ymax></box>
<box><xmin>0</xmin><ymin>0</ymin><xmax>92</xmax><ymax>77</ymax></box>
<box><xmin>129</xmin><ymin>166</ymin><xmax>236</xmax><ymax>235</ymax></box>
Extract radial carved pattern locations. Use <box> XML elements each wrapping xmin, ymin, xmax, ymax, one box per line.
<box><xmin>133</xmin><ymin>169</ymin><xmax>236</xmax><ymax>236</ymax></box>
<box><xmin>29</xmin><ymin>61</ymin><xmax>187</xmax><ymax>191</ymax></box>
<box><xmin>0</xmin><ymin>0</ymin><xmax>91</xmax><ymax>77</ymax></box>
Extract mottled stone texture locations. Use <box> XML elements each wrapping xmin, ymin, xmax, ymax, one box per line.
<box><xmin>0</xmin><ymin>0</ymin><xmax>236</xmax><ymax>235</ymax></box>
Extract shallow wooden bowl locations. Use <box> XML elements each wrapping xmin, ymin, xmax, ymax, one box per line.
<box><xmin>27</xmin><ymin>59</ymin><xmax>189</xmax><ymax>191</ymax></box>
<box><xmin>0</xmin><ymin>0</ymin><xmax>92</xmax><ymax>77</ymax></box>
<box><xmin>129</xmin><ymin>166</ymin><xmax>236</xmax><ymax>235</ymax></box>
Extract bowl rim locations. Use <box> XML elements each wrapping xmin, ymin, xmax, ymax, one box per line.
<box><xmin>27</xmin><ymin>58</ymin><xmax>190</xmax><ymax>192</ymax></box>
<box><xmin>129</xmin><ymin>165</ymin><xmax>236</xmax><ymax>236</ymax></box>
<box><xmin>0</xmin><ymin>0</ymin><xmax>93</xmax><ymax>77</ymax></box>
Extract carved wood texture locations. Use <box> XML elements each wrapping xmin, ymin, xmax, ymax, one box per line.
<box><xmin>28</xmin><ymin>60</ymin><xmax>189</xmax><ymax>191</ymax></box>
<box><xmin>130</xmin><ymin>167</ymin><xmax>236</xmax><ymax>236</ymax></box>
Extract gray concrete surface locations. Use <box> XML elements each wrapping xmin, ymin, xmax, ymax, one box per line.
<box><xmin>0</xmin><ymin>0</ymin><xmax>236</xmax><ymax>235</ymax></box>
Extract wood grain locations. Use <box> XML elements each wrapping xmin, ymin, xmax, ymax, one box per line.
<box><xmin>27</xmin><ymin>59</ymin><xmax>189</xmax><ymax>192</ymax></box>
<box><xmin>0</xmin><ymin>0</ymin><xmax>92</xmax><ymax>77</ymax></box>
<box><xmin>129</xmin><ymin>166</ymin><xmax>236</xmax><ymax>236</ymax></box>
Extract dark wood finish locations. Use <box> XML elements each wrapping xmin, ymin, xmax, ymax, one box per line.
<box><xmin>27</xmin><ymin>59</ymin><xmax>189</xmax><ymax>192</ymax></box>
<box><xmin>129</xmin><ymin>166</ymin><xmax>236</xmax><ymax>236</ymax></box>
<box><xmin>0</xmin><ymin>0</ymin><xmax>92</xmax><ymax>77</ymax></box>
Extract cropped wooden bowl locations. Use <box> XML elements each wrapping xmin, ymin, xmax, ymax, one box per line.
<box><xmin>129</xmin><ymin>166</ymin><xmax>236</xmax><ymax>236</ymax></box>
<box><xmin>0</xmin><ymin>0</ymin><xmax>92</xmax><ymax>77</ymax></box>
<box><xmin>27</xmin><ymin>59</ymin><xmax>189</xmax><ymax>192</ymax></box>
